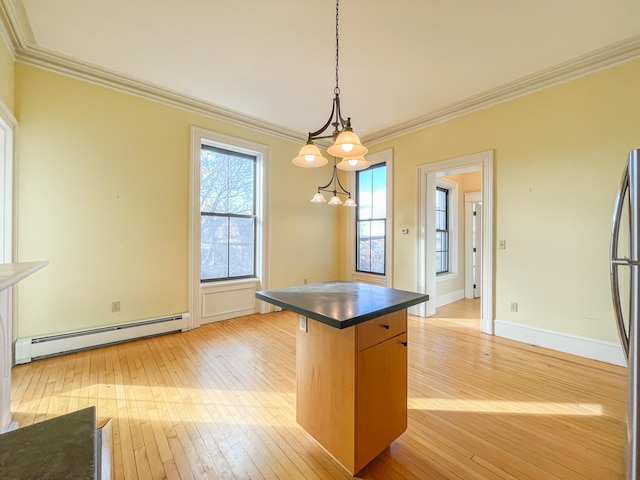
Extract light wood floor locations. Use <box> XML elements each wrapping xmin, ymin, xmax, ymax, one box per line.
<box><xmin>11</xmin><ymin>300</ymin><xmax>627</xmax><ymax>479</ymax></box>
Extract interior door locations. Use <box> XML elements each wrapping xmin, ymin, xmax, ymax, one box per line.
<box><xmin>473</xmin><ymin>202</ymin><xmax>482</xmax><ymax>298</ymax></box>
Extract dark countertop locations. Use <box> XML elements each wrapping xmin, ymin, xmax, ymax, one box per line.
<box><xmin>0</xmin><ymin>406</ymin><xmax>96</xmax><ymax>479</ymax></box>
<box><xmin>256</xmin><ymin>281</ymin><xmax>429</xmax><ymax>329</ymax></box>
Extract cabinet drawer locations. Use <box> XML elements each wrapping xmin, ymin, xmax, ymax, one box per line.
<box><xmin>357</xmin><ymin>310</ymin><xmax>407</xmax><ymax>352</ymax></box>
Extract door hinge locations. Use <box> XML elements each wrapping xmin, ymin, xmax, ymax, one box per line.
<box><xmin>473</xmin><ymin>284</ymin><xmax>476</xmax><ymax>289</ymax></box>
<box><xmin>473</xmin><ymin>247</ymin><xmax>476</xmax><ymax>252</ymax></box>
<box><xmin>473</xmin><ymin>211</ymin><xmax>477</xmax><ymax>216</ymax></box>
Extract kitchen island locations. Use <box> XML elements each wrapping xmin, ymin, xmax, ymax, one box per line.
<box><xmin>256</xmin><ymin>281</ymin><xmax>428</xmax><ymax>474</ymax></box>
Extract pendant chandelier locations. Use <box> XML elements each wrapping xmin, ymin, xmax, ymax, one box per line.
<box><xmin>292</xmin><ymin>0</ymin><xmax>370</xmax><ymax>206</ymax></box>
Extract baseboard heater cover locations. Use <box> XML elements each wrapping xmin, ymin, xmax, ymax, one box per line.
<box><xmin>15</xmin><ymin>313</ymin><xmax>190</xmax><ymax>364</ymax></box>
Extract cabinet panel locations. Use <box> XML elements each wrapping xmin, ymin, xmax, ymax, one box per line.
<box><xmin>297</xmin><ymin>317</ymin><xmax>356</xmax><ymax>472</ymax></box>
<box><xmin>355</xmin><ymin>332</ymin><xmax>408</xmax><ymax>471</ymax></box>
<box><xmin>357</xmin><ymin>310</ymin><xmax>406</xmax><ymax>352</ymax></box>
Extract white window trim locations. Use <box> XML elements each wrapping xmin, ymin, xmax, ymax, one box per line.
<box><xmin>345</xmin><ymin>149</ymin><xmax>393</xmax><ymax>287</ymax></box>
<box><xmin>435</xmin><ymin>177</ymin><xmax>458</xmax><ymax>282</ymax></box>
<box><xmin>189</xmin><ymin>127</ymin><xmax>270</xmax><ymax>329</ymax></box>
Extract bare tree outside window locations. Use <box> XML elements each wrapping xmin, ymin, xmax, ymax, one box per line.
<box><xmin>200</xmin><ymin>145</ymin><xmax>256</xmax><ymax>281</ymax></box>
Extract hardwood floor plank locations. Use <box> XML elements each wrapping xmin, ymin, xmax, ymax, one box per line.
<box><xmin>10</xmin><ymin>300</ymin><xmax>627</xmax><ymax>479</ymax></box>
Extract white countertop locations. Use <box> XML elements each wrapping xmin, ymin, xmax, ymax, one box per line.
<box><xmin>0</xmin><ymin>262</ymin><xmax>48</xmax><ymax>291</ymax></box>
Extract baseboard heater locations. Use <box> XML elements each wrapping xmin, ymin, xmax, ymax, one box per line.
<box><xmin>14</xmin><ymin>313</ymin><xmax>190</xmax><ymax>364</ymax></box>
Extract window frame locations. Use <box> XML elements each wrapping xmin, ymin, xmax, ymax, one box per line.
<box><xmin>345</xmin><ymin>149</ymin><xmax>393</xmax><ymax>287</ymax></box>
<box><xmin>435</xmin><ymin>186</ymin><xmax>450</xmax><ymax>275</ymax></box>
<box><xmin>435</xmin><ymin>177</ymin><xmax>459</xmax><ymax>282</ymax></box>
<box><xmin>190</xmin><ymin>127</ymin><xmax>270</xmax><ymax>328</ymax></box>
<box><xmin>355</xmin><ymin>163</ymin><xmax>387</xmax><ymax>276</ymax></box>
<box><xmin>199</xmin><ymin>144</ymin><xmax>257</xmax><ymax>282</ymax></box>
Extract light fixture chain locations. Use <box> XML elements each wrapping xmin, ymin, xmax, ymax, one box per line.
<box><xmin>335</xmin><ymin>0</ymin><xmax>340</xmax><ymax>95</ymax></box>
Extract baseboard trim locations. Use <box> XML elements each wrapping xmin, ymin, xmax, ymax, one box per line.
<box><xmin>494</xmin><ymin>319</ymin><xmax>626</xmax><ymax>367</ymax></box>
<box><xmin>435</xmin><ymin>289</ymin><xmax>465</xmax><ymax>308</ymax></box>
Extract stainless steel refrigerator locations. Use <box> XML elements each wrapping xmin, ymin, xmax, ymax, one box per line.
<box><xmin>611</xmin><ymin>148</ymin><xmax>640</xmax><ymax>479</ymax></box>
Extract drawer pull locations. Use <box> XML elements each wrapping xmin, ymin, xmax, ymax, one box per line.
<box><xmin>401</xmin><ymin>341</ymin><xmax>408</xmax><ymax>347</ymax></box>
<box><xmin>383</xmin><ymin>324</ymin><xmax>390</xmax><ymax>329</ymax></box>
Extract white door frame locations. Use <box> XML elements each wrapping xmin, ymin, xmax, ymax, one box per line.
<box><xmin>0</xmin><ymin>102</ymin><xmax>17</xmax><ymax>332</ymax></box>
<box><xmin>0</xmin><ymin>101</ymin><xmax>16</xmax><ymax>432</ymax></box>
<box><xmin>416</xmin><ymin>150</ymin><xmax>494</xmax><ymax>334</ymax></box>
<box><xmin>465</xmin><ymin>192</ymin><xmax>482</xmax><ymax>299</ymax></box>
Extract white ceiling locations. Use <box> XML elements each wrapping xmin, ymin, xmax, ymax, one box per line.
<box><xmin>8</xmin><ymin>0</ymin><xmax>640</xmax><ymax>142</ymax></box>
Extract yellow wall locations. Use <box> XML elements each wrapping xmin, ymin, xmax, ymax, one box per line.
<box><xmin>0</xmin><ymin>37</ymin><xmax>14</xmax><ymax>111</ymax></box>
<box><xmin>369</xmin><ymin>59</ymin><xmax>640</xmax><ymax>343</ymax></box>
<box><xmin>14</xmin><ymin>63</ymin><xmax>340</xmax><ymax>337</ymax></box>
<box><xmin>11</xmin><ymin>53</ymin><xmax>640</xmax><ymax>346</ymax></box>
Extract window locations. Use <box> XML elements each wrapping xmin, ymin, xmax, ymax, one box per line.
<box><xmin>435</xmin><ymin>186</ymin><xmax>449</xmax><ymax>274</ymax></box>
<box><xmin>356</xmin><ymin>163</ymin><xmax>386</xmax><ymax>274</ymax></box>
<box><xmin>200</xmin><ymin>145</ymin><xmax>256</xmax><ymax>281</ymax></box>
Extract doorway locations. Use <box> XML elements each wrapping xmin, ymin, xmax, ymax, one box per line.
<box><xmin>415</xmin><ymin>151</ymin><xmax>494</xmax><ymax>335</ymax></box>
<box><xmin>465</xmin><ymin>192</ymin><xmax>482</xmax><ymax>299</ymax></box>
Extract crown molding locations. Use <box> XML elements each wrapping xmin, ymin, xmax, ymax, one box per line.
<box><xmin>17</xmin><ymin>45</ymin><xmax>307</xmax><ymax>144</ymax></box>
<box><xmin>0</xmin><ymin>2</ymin><xmax>15</xmax><ymax>59</ymax></box>
<box><xmin>2</xmin><ymin>1</ymin><xmax>640</xmax><ymax>148</ymax></box>
<box><xmin>0</xmin><ymin>0</ymin><xmax>32</xmax><ymax>56</ymax></box>
<box><xmin>362</xmin><ymin>34</ymin><xmax>640</xmax><ymax>146</ymax></box>
<box><xmin>0</xmin><ymin>1</ymin><xmax>306</xmax><ymax>145</ymax></box>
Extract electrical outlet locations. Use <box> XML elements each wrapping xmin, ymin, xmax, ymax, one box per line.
<box><xmin>299</xmin><ymin>315</ymin><xmax>308</xmax><ymax>332</ymax></box>
<box><xmin>112</xmin><ymin>301</ymin><xmax>120</xmax><ymax>313</ymax></box>
<box><xmin>510</xmin><ymin>302</ymin><xmax>518</xmax><ymax>313</ymax></box>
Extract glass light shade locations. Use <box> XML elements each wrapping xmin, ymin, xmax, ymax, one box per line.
<box><xmin>343</xmin><ymin>197</ymin><xmax>357</xmax><ymax>207</ymax></box>
<box><xmin>292</xmin><ymin>143</ymin><xmax>328</xmax><ymax>168</ymax></box>
<box><xmin>336</xmin><ymin>155</ymin><xmax>370</xmax><ymax>171</ymax></box>
<box><xmin>327</xmin><ymin>129</ymin><xmax>368</xmax><ymax>157</ymax></box>
<box><xmin>328</xmin><ymin>195</ymin><xmax>343</xmax><ymax>205</ymax></box>
<box><xmin>311</xmin><ymin>192</ymin><xmax>327</xmax><ymax>203</ymax></box>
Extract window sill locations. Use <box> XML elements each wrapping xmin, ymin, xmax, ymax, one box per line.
<box><xmin>200</xmin><ymin>278</ymin><xmax>260</xmax><ymax>290</ymax></box>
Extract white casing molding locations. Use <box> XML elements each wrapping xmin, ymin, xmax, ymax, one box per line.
<box><xmin>189</xmin><ymin>128</ymin><xmax>271</xmax><ymax>329</ymax></box>
<box><xmin>416</xmin><ymin>150</ymin><xmax>494</xmax><ymax>334</ymax></box>
<box><xmin>345</xmin><ymin>149</ymin><xmax>393</xmax><ymax>288</ymax></box>
<box><xmin>495</xmin><ymin>319</ymin><xmax>626</xmax><ymax>367</ymax></box>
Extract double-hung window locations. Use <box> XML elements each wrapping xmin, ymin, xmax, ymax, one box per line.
<box><xmin>435</xmin><ymin>186</ymin><xmax>449</xmax><ymax>274</ymax></box>
<box><xmin>200</xmin><ymin>145</ymin><xmax>256</xmax><ymax>282</ymax></box>
<box><xmin>356</xmin><ymin>163</ymin><xmax>387</xmax><ymax>275</ymax></box>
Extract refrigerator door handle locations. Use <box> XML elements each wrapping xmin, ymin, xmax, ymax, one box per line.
<box><xmin>611</xmin><ymin>161</ymin><xmax>630</xmax><ymax>361</ymax></box>
<box><xmin>612</xmin><ymin>262</ymin><xmax>630</xmax><ymax>361</ymax></box>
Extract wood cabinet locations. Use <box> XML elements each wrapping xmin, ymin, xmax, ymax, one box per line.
<box><xmin>296</xmin><ymin>309</ymin><xmax>408</xmax><ymax>474</ymax></box>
